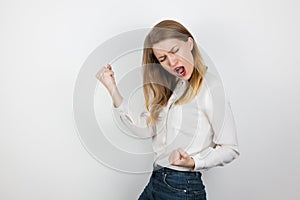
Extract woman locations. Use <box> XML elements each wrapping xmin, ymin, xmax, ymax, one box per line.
<box><xmin>96</xmin><ymin>19</ymin><xmax>240</xmax><ymax>200</ymax></box>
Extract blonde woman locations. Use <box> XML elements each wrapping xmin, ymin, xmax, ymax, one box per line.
<box><xmin>96</xmin><ymin>20</ymin><xmax>240</xmax><ymax>200</ymax></box>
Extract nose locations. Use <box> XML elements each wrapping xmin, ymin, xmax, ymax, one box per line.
<box><xmin>168</xmin><ymin>53</ymin><xmax>178</xmax><ymax>67</ymax></box>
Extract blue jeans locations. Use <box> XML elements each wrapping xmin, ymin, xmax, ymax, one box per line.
<box><xmin>138</xmin><ymin>167</ymin><xmax>206</xmax><ymax>200</ymax></box>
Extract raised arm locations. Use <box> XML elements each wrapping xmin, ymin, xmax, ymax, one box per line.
<box><xmin>96</xmin><ymin>64</ymin><xmax>155</xmax><ymax>138</ymax></box>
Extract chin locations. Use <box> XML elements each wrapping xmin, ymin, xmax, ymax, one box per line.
<box><xmin>185</xmin><ymin>73</ymin><xmax>192</xmax><ymax>81</ymax></box>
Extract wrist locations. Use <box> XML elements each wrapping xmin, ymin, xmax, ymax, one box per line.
<box><xmin>108</xmin><ymin>85</ymin><xmax>117</xmax><ymax>96</ymax></box>
<box><xmin>190</xmin><ymin>157</ymin><xmax>195</xmax><ymax>169</ymax></box>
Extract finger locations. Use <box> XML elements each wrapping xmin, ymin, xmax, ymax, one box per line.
<box><xmin>177</xmin><ymin>148</ymin><xmax>189</xmax><ymax>158</ymax></box>
<box><xmin>173</xmin><ymin>159</ymin><xmax>186</xmax><ymax>166</ymax></box>
<box><xmin>168</xmin><ymin>150</ymin><xmax>180</xmax><ymax>164</ymax></box>
<box><xmin>96</xmin><ymin>66</ymin><xmax>106</xmax><ymax>76</ymax></box>
<box><xmin>103</xmin><ymin>70</ymin><xmax>114</xmax><ymax>78</ymax></box>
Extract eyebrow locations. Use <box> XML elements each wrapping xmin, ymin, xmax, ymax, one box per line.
<box><xmin>157</xmin><ymin>46</ymin><xmax>177</xmax><ymax>59</ymax></box>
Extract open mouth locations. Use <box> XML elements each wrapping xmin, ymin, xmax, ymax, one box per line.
<box><xmin>174</xmin><ymin>66</ymin><xmax>186</xmax><ymax>77</ymax></box>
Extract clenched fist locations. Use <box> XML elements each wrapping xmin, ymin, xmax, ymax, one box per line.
<box><xmin>95</xmin><ymin>64</ymin><xmax>117</xmax><ymax>95</ymax></box>
<box><xmin>168</xmin><ymin>148</ymin><xmax>195</xmax><ymax>169</ymax></box>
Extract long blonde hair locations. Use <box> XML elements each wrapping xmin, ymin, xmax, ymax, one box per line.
<box><xmin>142</xmin><ymin>20</ymin><xmax>207</xmax><ymax>125</ymax></box>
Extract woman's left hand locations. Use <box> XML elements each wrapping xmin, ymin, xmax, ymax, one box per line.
<box><xmin>168</xmin><ymin>148</ymin><xmax>195</xmax><ymax>169</ymax></box>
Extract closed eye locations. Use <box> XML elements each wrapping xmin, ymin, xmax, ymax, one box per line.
<box><xmin>173</xmin><ymin>48</ymin><xmax>179</xmax><ymax>53</ymax></box>
<box><xmin>159</xmin><ymin>57</ymin><xmax>166</xmax><ymax>62</ymax></box>
<box><xmin>159</xmin><ymin>48</ymin><xmax>179</xmax><ymax>63</ymax></box>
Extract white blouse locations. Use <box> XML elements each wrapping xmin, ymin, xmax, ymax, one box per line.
<box><xmin>112</xmin><ymin>69</ymin><xmax>240</xmax><ymax>172</ymax></box>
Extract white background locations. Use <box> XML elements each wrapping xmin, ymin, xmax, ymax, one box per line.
<box><xmin>1</xmin><ymin>0</ymin><xmax>300</xmax><ymax>199</ymax></box>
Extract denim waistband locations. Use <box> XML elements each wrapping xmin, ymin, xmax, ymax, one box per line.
<box><xmin>153</xmin><ymin>165</ymin><xmax>202</xmax><ymax>177</ymax></box>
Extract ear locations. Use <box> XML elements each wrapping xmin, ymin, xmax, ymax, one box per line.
<box><xmin>187</xmin><ymin>37</ymin><xmax>194</xmax><ymax>51</ymax></box>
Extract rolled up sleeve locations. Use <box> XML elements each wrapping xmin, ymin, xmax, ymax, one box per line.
<box><xmin>112</xmin><ymin>98</ymin><xmax>155</xmax><ymax>139</ymax></box>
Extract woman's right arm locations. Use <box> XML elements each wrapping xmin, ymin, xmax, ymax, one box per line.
<box><xmin>96</xmin><ymin>64</ymin><xmax>155</xmax><ymax>138</ymax></box>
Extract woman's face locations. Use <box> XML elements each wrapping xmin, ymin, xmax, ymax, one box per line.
<box><xmin>152</xmin><ymin>37</ymin><xmax>194</xmax><ymax>81</ymax></box>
